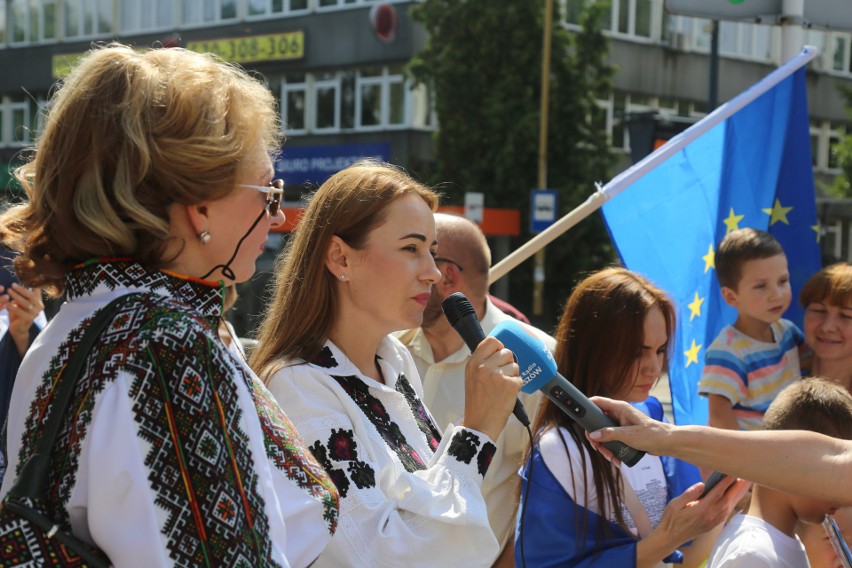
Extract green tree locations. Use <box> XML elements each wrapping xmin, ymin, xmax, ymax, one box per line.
<box><xmin>408</xmin><ymin>0</ymin><xmax>616</xmax><ymax>326</ymax></box>
<box><xmin>828</xmin><ymin>85</ymin><xmax>852</xmax><ymax>197</ymax></box>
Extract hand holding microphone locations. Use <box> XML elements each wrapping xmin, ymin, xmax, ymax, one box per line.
<box><xmin>490</xmin><ymin>319</ymin><xmax>646</xmax><ymax>467</ymax></box>
<box><xmin>441</xmin><ymin>293</ymin><xmax>528</xmax><ymax>438</ymax></box>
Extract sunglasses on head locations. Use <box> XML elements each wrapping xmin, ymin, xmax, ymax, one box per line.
<box><xmin>239</xmin><ymin>179</ymin><xmax>284</xmax><ymax>216</ymax></box>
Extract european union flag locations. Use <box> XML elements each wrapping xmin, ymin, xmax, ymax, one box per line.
<box><xmin>601</xmin><ymin>49</ymin><xmax>821</xmax><ymax>427</ymax></box>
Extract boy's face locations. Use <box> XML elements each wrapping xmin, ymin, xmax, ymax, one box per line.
<box><xmin>792</xmin><ymin>493</ymin><xmax>840</xmax><ymax>525</ymax></box>
<box><xmin>721</xmin><ymin>254</ymin><xmax>792</xmax><ymax>325</ymax></box>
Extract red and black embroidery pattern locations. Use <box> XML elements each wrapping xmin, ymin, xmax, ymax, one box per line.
<box><xmin>308</xmin><ymin>429</ymin><xmax>376</xmax><ymax>497</ymax></box>
<box><xmin>447</xmin><ymin>430</ymin><xmax>482</xmax><ymax>465</ymax></box>
<box><xmin>312</xmin><ymin>346</ymin><xmax>339</xmax><ymax>369</ymax></box>
<box><xmin>331</xmin><ymin>375</ymin><xmax>427</xmax><ymax>472</ymax></box>
<box><xmin>16</xmin><ymin>262</ymin><xmax>336</xmax><ymax>567</ymax></box>
<box><xmin>395</xmin><ymin>374</ymin><xmax>441</xmax><ymax>452</ymax></box>
<box><xmin>477</xmin><ymin>442</ymin><xmax>497</xmax><ymax>477</ymax></box>
<box><xmin>250</xmin><ymin>377</ymin><xmax>340</xmax><ymax>534</ymax></box>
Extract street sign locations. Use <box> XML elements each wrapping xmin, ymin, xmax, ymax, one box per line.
<box><xmin>530</xmin><ymin>189</ymin><xmax>558</xmax><ymax>234</ymax></box>
<box><xmin>665</xmin><ymin>0</ymin><xmax>852</xmax><ymax>31</ymax></box>
<box><xmin>464</xmin><ymin>192</ymin><xmax>484</xmax><ymax>223</ymax></box>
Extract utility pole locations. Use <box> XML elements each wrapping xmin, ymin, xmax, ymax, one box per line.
<box><xmin>533</xmin><ymin>0</ymin><xmax>553</xmax><ymax>317</ymax></box>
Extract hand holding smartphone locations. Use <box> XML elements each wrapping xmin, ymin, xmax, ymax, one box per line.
<box><xmin>699</xmin><ymin>470</ymin><xmax>729</xmax><ymax>499</ymax></box>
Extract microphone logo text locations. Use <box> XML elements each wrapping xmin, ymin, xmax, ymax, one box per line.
<box><xmin>522</xmin><ymin>362</ymin><xmax>542</xmax><ymax>386</ymax></box>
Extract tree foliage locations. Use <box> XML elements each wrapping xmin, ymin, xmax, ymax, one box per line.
<box><xmin>408</xmin><ymin>0</ymin><xmax>617</xmax><ymax>325</ymax></box>
<box><xmin>828</xmin><ymin>85</ymin><xmax>852</xmax><ymax>197</ymax></box>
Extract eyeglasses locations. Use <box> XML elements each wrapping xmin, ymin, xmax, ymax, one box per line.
<box><xmin>434</xmin><ymin>257</ymin><xmax>464</xmax><ymax>272</ymax></box>
<box><xmin>239</xmin><ymin>179</ymin><xmax>284</xmax><ymax>216</ymax></box>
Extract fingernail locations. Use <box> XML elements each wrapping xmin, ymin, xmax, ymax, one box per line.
<box><xmin>589</xmin><ymin>430</ymin><xmax>601</xmax><ymax>440</ymax></box>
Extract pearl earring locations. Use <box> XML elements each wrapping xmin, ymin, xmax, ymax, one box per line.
<box><xmin>339</xmin><ymin>274</ymin><xmax>346</xmax><ymax>280</ymax></box>
<box><xmin>198</xmin><ymin>231</ymin><xmax>211</xmax><ymax>245</ymax></box>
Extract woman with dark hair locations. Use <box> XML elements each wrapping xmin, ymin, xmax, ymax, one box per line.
<box><xmin>0</xmin><ymin>43</ymin><xmax>338</xmax><ymax>567</ymax></box>
<box><xmin>251</xmin><ymin>160</ymin><xmax>523</xmax><ymax>568</ymax></box>
<box><xmin>515</xmin><ymin>267</ymin><xmax>746</xmax><ymax>567</ymax></box>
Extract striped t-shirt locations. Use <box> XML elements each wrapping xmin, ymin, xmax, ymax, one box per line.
<box><xmin>698</xmin><ymin>319</ymin><xmax>803</xmax><ymax>430</ymax></box>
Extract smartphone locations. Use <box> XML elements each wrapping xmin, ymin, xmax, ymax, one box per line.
<box><xmin>699</xmin><ymin>470</ymin><xmax>728</xmax><ymax>499</ymax></box>
<box><xmin>825</xmin><ymin>515</ymin><xmax>852</xmax><ymax>568</ymax></box>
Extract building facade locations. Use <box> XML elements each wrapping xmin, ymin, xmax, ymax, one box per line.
<box><xmin>1</xmin><ymin>0</ymin><xmax>850</xmax><ymax>328</ymax></box>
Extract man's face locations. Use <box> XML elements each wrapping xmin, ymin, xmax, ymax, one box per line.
<box><xmin>421</xmin><ymin>273</ymin><xmax>448</xmax><ymax>328</ymax></box>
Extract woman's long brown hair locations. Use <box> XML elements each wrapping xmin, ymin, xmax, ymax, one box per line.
<box><xmin>524</xmin><ymin>266</ymin><xmax>675</xmax><ymax>553</ymax></box>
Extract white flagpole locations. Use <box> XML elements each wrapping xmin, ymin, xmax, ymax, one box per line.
<box><xmin>489</xmin><ymin>45</ymin><xmax>819</xmax><ymax>285</ymax></box>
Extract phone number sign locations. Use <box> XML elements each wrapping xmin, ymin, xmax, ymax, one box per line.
<box><xmin>187</xmin><ymin>31</ymin><xmax>305</xmax><ymax>64</ymax></box>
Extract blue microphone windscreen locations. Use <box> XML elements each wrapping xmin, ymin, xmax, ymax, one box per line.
<box><xmin>490</xmin><ymin>320</ymin><xmax>558</xmax><ymax>394</ymax></box>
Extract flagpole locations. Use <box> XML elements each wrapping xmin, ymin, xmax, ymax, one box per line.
<box><xmin>489</xmin><ymin>45</ymin><xmax>819</xmax><ymax>285</ymax></box>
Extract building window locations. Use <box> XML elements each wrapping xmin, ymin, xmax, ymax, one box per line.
<box><xmin>63</xmin><ymin>0</ymin><xmax>114</xmax><ymax>38</ymax></box>
<box><xmin>811</xmin><ymin>120</ymin><xmax>847</xmax><ymax>173</ymax></box>
<box><xmin>313</xmin><ymin>72</ymin><xmax>341</xmax><ymax>131</ymax></box>
<box><xmin>410</xmin><ymin>82</ymin><xmax>434</xmax><ymax>129</ymax></box>
<box><xmin>317</xmin><ymin>0</ymin><xmax>386</xmax><ymax>10</ymax></box>
<box><xmin>10</xmin><ymin>0</ymin><xmax>58</xmax><ymax>44</ymax></box>
<box><xmin>1</xmin><ymin>97</ymin><xmax>30</xmax><ymax>147</ymax></box>
<box><xmin>278</xmin><ymin>66</ymin><xmax>429</xmax><ymax>136</ymax></box>
<box><xmin>182</xmin><ymin>0</ymin><xmax>237</xmax><ymax>26</ymax></box>
<box><xmin>355</xmin><ymin>66</ymin><xmax>406</xmax><ymax>130</ymax></box>
<box><xmin>120</xmin><ymin>0</ymin><xmax>173</xmax><ymax>33</ymax></box>
<box><xmin>831</xmin><ymin>33</ymin><xmax>852</xmax><ymax>75</ymax></box>
<box><xmin>282</xmin><ymin>74</ymin><xmax>307</xmax><ymax>133</ymax></box>
<box><xmin>247</xmin><ymin>0</ymin><xmax>309</xmax><ymax>17</ymax></box>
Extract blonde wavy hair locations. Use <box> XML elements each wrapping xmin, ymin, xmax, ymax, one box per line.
<box><xmin>0</xmin><ymin>43</ymin><xmax>281</xmax><ymax>295</ymax></box>
<box><xmin>250</xmin><ymin>160</ymin><xmax>439</xmax><ymax>380</ymax></box>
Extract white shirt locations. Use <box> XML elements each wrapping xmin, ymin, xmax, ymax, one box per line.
<box><xmin>395</xmin><ymin>297</ymin><xmax>556</xmax><ymax>549</ymax></box>
<box><xmin>538</xmin><ymin>426</ymin><xmax>669</xmax><ymax>536</ymax></box>
<box><xmin>266</xmin><ymin>336</ymin><xmax>500</xmax><ymax>568</ymax></box>
<box><xmin>708</xmin><ymin>513</ymin><xmax>810</xmax><ymax>568</ymax></box>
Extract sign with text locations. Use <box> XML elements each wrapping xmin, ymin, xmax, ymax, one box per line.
<box><xmin>276</xmin><ymin>143</ymin><xmax>391</xmax><ymax>186</ymax></box>
<box><xmin>464</xmin><ymin>192</ymin><xmax>484</xmax><ymax>223</ymax></box>
<box><xmin>530</xmin><ymin>189</ymin><xmax>558</xmax><ymax>234</ymax></box>
<box><xmin>186</xmin><ymin>31</ymin><xmax>304</xmax><ymax>64</ymax></box>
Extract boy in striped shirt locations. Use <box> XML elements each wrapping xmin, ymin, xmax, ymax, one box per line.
<box><xmin>698</xmin><ymin>228</ymin><xmax>804</xmax><ymax>431</ymax></box>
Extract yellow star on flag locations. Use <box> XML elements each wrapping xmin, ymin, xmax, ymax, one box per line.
<box><xmin>702</xmin><ymin>244</ymin><xmax>715</xmax><ymax>273</ymax></box>
<box><xmin>723</xmin><ymin>208</ymin><xmax>744</xmax><ymax>233</ymax></box>
<box><xmin>812</xmin><ymin>223</ymin><xmax>821</xmax><ymax>242</ymax></box>
<box><xmin>687</xmin><ymin>292</ymin><xmax>704</xmax><ymax>321</ymax></box>
<box><xmin>762</xmin><ymin>198</ymin><xmax>793</xmax><ymax>226</ymax></box>
<box><xmin>684</xmin><ymin>339</ymin><xmax>702</xmax><ymax>367</ymax></box>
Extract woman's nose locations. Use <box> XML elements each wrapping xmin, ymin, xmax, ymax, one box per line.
<box><xmin>270</xmin><ymin>208</ymin><xmax>286</xmax><ymax>228</ymax></box>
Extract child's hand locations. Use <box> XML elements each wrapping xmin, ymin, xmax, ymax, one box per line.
<box><xmin>651</xmin><ymin>476</ymin><xmax>750</xmax><ymax>553</ymax></box>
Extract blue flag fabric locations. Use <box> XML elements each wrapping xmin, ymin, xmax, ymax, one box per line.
<box><xmin>601</xmin><ymin>66</ymin><xmax>821</xmax><ymax>427</ymax></box>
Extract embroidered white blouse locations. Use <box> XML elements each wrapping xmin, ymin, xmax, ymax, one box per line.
<box><xmin>265</xmin><ymin>336</ymin><xmax>501</xmax><ymax>568</ymax></box>
<box><xmin>1</xmin><ymin>260</ymin><xmax>338</xmax><ymax>568</ymax></box>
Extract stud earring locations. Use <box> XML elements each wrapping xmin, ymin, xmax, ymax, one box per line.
<box><xmin>198</xmin><ymin>230</ymin><xmax>211</xmax><ymax>245</ymax></box>
<box><xmin>339</xmin><ymin>274</ymin><xmax>346</xmax><ymax>280</ymax></box>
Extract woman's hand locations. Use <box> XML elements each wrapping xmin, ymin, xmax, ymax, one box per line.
<box><xmin>1</xmin><ymin>283</ymin><xmax>43</xmax><ymax>357</ymax></box>
<box><xmin>461</xmin><ymin>336</ymin><xmax>521</xmax><ymax>442</ymax></box>
<box><xmin>636</xmin><ymin>475</ymin><xmax>751</xmax><ymax>568</ymax></box>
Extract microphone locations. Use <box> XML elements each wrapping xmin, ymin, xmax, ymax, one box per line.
<box><xmin>489</xmin><ymin>319</ymin><xmax>645</xmax><ymax>467</ymax></box>
<box><xmin>441</xmin><ymin>292</ymin><xmax>531</xmax><ymax>427</ymax></box>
